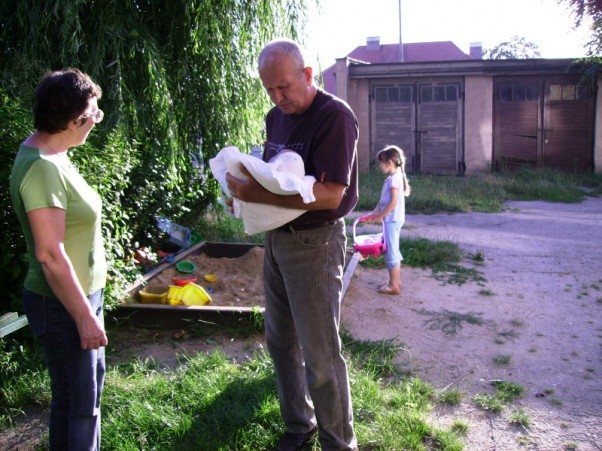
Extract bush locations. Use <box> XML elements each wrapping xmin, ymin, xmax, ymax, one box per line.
<box><xmin>0</xmin><ymin>89</ymin><xmax>32</xmax><ymax>312</ymax></box>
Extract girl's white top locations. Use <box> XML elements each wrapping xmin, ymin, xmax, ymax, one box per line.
<box><xmin>378</xmin><ymin>169</ymin><xmax>405</xmax><ymax>223</ymax></box>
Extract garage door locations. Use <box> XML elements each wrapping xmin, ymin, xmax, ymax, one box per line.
<box><xmin>372</xmin><ymin>81</ymin><xmax>463</xmax><ymax>174</ymax></box>
<box><xmin>372</xmin><ymin>84</ymin><xmax>415</xmax><ymax>169</ymax></box>
<box><xmin>418</xmin><ymin>83</ymin><xmax>462</xmax><ymax>174</ymax></box>
<box><xmin>493</xmin><ymin>76</ymin><xmax>594</xmax><ymax>171</ymax></box>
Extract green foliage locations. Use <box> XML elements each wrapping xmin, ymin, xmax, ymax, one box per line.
<box><xmin>509</xmin><ymin>408</ymin><xmax>531</xmax><ymax>427</ymax></box>
<box><xmin>450</xmin><ymin>419</ymin><xmax>469</xmax><ymax>435</ymax></box>
<box><xmin>473</xmin><ymin>393</ymin><xmax>504</xmax><ymax>413</ymax></box>
<box><xmin>473</xmin><ymin>380</ymin><xmax>525</xmax><ymax>413</ymax></box>
<box><xmin>563</xmin><ymin>1</ymin><xmax>602</xmax><ymax>56</ymax></box>
<box><xmin>491</xmin><ymin>380</ymin><xmax>525</xmax><ymax>402</ymax></box>
<box><xmin>191</xmin><ymin>208</ymin><xmax>265</xmax><ymax>244</ymax></box>
<box><xmin>0</xmin><ymin>90</ymin><xmax>32</xmax><ymax>312</ymax></box>
<box><xmin>484</xmin><ymin>35</ymin><xmax>542</xmax><ymax>59</ymax></box>
<box><xmin>0</xmin><ymin>325</ymin><xmax>468</xmax><ymax>450</ymax></box>
<box><xmin>341</xmin><ymin>329</ymin><xmax>408</xmax><ymax>379</ymax></box>
<box><xmin>358</xmin><ymin>166</ymin><xmax>602</xmax><ymax>217</ymax></box>
<box><xmin>437</xmin><ymin>389</ymin><xmax>463</xmax><ymax>406</ymax></box>
<box><xmin>415</xmin><ymin>309</ymin><xmax>485</xmax><ymax>336</ymax></box>
<box><xmin>402</xmin><ymin>238</ymin><xmax>462</xmax><ymax>268</ymax></box>
<box><xmin>102</xmin><ymin>350</ymin><xmax>279</xmax><ymax>450</ymax></box>
<box><xmin>0</xmin><ymin>0</ymin><xmax>308</xmax><ymax>313</ymax></box>
<box><xmin>0</xmin><ymin>337</ymin><xmax>49</xmax><ymax>428</ymax></box>
<box><xmin>357</xmin><ymin>237</ymin><xmax>462</xmax><ymax>273</ymax></box>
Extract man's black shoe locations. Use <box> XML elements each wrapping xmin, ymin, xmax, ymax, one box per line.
<box><xmin>273</xmin><ymin>426</ymin><xmax>318</xmax><ymax>451</ymax></box>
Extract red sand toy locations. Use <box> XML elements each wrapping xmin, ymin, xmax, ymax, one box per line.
<box><xmin>352</xmin><ymin>216</ymin><xmax>386</xmax><ymax>258</ymax></box>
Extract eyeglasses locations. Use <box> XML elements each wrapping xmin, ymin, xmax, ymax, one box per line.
<box><xmin>78</xmin><ymin>109</ymin><xmax>104</xmax><ymax>124</ymax></box>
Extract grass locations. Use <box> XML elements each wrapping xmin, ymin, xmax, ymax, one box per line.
<box><xmin>450</xmin><ymin>419</ymin><xmax>469</xmax><ymax>435</ymax></box>
<box><xmin>357</xmin><ymin>166</ymin><xmax>602</xmax><ymax>213</ymax></box>
<box><xmin>493</xmin><ymin>354</ymin><xmax>512</xmax><ymax>366</ymax></box>
<box><xmin>0</xmin><ymin>331</ymin><xmax>465</xmax><ymax>450</ymax></box>
<box><xmin>413</xmin><ymin>309</ymin><xmax>485</xmax><ymax>336</ymax></box>
<box><xmin>359</xmin><ymin>236</ymin><xmax>487</xmax><ymax>287</ymax></box>
<box><xmin>509</xmin><ymin>408</ymin><xmax>531</xmax><ymax>428</ymax></box>
<box><xmin>437</xmin><ymin>389</ymin><xmax>463</xmax><ymax>406</ymax></box>
<box><xmin>473</xmin><ymin>380</ymin><xmax>525</xmax><ymax>413</ymax></box>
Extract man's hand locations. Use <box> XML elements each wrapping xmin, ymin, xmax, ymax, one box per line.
<box><xmin>226</xmin><ymin>164</ymin><xmax>265</xmax><ymax>203</ymax></box>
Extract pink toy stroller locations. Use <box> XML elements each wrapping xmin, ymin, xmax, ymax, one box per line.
<box><xmin>352</xmin><ymin>216</ymin><xmax>386</xmax><ymax>258</ymax></box>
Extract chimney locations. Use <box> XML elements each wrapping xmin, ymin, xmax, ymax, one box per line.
<box><xmin>469</xmin><ymin>42</ymin><xmax>483</xmax><ymax>59</ymax></box>
<box><xmin>366</xmin><ymin>36</ymin><xmax>381</xmax><ymax>51</ymax></box>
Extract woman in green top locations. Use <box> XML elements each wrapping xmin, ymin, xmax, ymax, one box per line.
<box><xmin>10</xmin><ymin>68</ymin><xmax>107</xmax><ymax>451</ymax></box>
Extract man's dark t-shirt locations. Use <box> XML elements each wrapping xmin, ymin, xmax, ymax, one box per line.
<box><xmin>263</xmin><ymin>89</ymin><xmax>359</xmax><ymax>225</ymax></box>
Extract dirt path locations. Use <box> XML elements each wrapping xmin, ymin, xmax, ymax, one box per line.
<box><xmin>344</xmin><ymin>198</ymin><xmax>602</xmax><ymax>450</ymax></box>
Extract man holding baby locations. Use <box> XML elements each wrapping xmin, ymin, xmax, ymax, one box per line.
<box><xmin>226</xmin><ymin>38</ymin><xmax>359</xmax><ymax>451</ymax></box>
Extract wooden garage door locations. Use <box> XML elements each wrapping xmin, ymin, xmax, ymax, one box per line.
<box><xmin>372</xmin><ymin>85</ymin><xmax>415</xmax><ymax>169</ymax></box>
<box><xmin>494</xmin><ymin>80</ymin><xmax>540</xmax><ymax>168</ymax></box>
<box><xmin>494</xmin><ymin>76</ymin><xmax>594</xmax><ymax>171</ymax></box>
<box><xmin>543</xmin><ymin>79</ymin><xmax>594</xmax><ymax>171</ymax></box>
<box><xmin>418</xmin><ymin>83</ymin><xmax>462</xmax><ymax>174</ymax></box>
<box><xmin>372</xmin><ymin>81</ymin><xmax>463</xmax><ymax>174</ymax></box>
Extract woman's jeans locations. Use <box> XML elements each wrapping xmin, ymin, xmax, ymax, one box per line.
<box><xmin>23</xmin><ymin>288</ymin><xmax>105</xmax><ymax>451</ymax></box>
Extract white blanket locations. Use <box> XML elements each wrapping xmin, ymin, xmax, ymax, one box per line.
<box><xmin>209</xmin><ymin>146</ymin><xmax>316</xmax><ymax>235</ymax></box>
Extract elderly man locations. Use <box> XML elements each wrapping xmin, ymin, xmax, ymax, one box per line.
<box><xmin>226</xmin><ymin>38</ymin><xmax>359</xmax><ymax>451</ymax></box>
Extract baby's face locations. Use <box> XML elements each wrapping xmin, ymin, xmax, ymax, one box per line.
<box><xmin>269</xmin><ymin>150</ymin><xmax>305</xmax><ymax>178</ymax></box>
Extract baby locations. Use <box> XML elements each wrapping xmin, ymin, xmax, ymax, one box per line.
<box><xmin>209</xmin><ymin>146</ymin><xmax>316</xmax><ymax>234</ymax></box>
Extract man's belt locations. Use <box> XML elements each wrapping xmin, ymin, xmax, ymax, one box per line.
<box><xmin>277</xmin><ymin>220</ymin><xmax>336</xmax><ymax>232</ymax></box>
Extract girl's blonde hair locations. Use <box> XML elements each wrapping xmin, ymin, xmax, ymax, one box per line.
<box><xmin>377</xmin><ymin>145</ymin><xmax>411</xmax><ymax>196</ymax></box>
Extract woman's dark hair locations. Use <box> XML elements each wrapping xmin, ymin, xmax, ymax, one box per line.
<box><xmin>33</xmin><ymin>68</ymin><xmax>102</xmax><ymax>134</ymax></box>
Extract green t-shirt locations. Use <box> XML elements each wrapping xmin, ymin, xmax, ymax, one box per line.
<box><xmin>10</xmin><ymin>145</ymin><xmax>107</xmax><ymax>297</ymax></box>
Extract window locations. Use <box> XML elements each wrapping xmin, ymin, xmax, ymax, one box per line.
<box><xmin>498</xmin><ymin>83</ymin><xmax>539</xmax><ymax>102</ymax></box>
<box><xmin>420</xmin><ymin>84</ymin><xmax>458</xmax><ymax>103</ymax></box>
<box><xmin>388</xmin><ymin>87</ymin><xmax>399</xmax><ymax>102</ymax></box>
<box><xmin>399</xmin><ymin>86</ymin><xmax>412</xmax><ymax>102</ymax></box>
<box><xmin>375</xmin><ymin>87</ymin><xmax>388</xmax><ymax>102</ymax></box>
<box><xmin>374</xmin><ymin>85</ymin><xmax>413</xmax><ymax>103</ymax></box>
<box><xmin>549</xmin><ymin>83</ymin><xmax>589</xmax><ymax>101</ymax></box>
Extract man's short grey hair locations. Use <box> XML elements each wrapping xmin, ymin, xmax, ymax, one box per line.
<box><xmin>258</xmin><ymin>38</ymin><xmax>306</xmax><ymax>71</ymax></box>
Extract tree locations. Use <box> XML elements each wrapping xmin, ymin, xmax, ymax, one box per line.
<box><xmin>484</xmin><ymin>35</ymin><xmax>542</xmax><ymax>59</ymax></box>
<box><xmin>0</xmin><ymin>0</ymin><xmax>311</xmax><ymax>311</ymax></box>
<box><xmin>563</xmin><ymin>0</ymin><xmax>602</xmax><ymax>56</ymax></box>
<box><xmin>563</xmin><ymin>0</ymin><xmax>602</xmax><ymax>23</ymax></box>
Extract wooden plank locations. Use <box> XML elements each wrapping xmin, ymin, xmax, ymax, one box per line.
<box><xmin>0</xmin><ymin>313</ymin><xmax>29</xmax><ymax>338</ymax></box>
<box><xmin>342</xmin><ymin>252</ymin><xmax>361</xmax><ymax>301</ymax></box>
<box><xmin>0</xmin><ymin>312</ymin><xmax>18</xmax><ymax>327</ymax></box>
<box><xmin>118</xmin><ymin>303</ymin><xmax>264</xmax><ymax>313</ymax></box>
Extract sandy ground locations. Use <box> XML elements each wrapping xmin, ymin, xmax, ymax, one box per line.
<box><xmin>1</xmin><ymin>198</ymin><xmax>601</xmax><ymax>450</ymax></box>
<box><xmin>344</xmin><ymin>198</ymin><xmax>602</xmax><ymax>450</ymax></box>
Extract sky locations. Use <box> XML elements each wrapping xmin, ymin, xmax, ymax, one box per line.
<box><xmin>303</xmin><ymin>0</ymin><xmax>593</xmax><ymax>69</ymax></box>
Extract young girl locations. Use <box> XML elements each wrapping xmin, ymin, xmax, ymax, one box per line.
<box><xmin>366</xmin><ymin>145</ymin><xmax>411</xmax><ymax>295</ymax></box>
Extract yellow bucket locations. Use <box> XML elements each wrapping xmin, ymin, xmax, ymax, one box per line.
<box><xmin>138</xmin><ymin>285</ymin><xmax>168</xmax><ymax>304</ymax></box>
<box><xmin>167</xmin><ymin>283</ymin><xmax>211</xmax><ymax>306</ymax></box>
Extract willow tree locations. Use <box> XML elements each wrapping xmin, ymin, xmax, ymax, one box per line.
<box><xmin>0</xmin><ymin>0</ymin><xmax>310</xmax><ymax>310</ymax></box>
<box><xmin>483</xmin><ymin>36</ymin><xmax>541</xmax><ymax>60</ymax></box>
<box><xmin>563</xmin><ymin>0</ymin><xmax>602</xmax><ymax>56</ymax></box>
